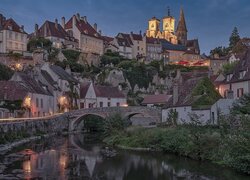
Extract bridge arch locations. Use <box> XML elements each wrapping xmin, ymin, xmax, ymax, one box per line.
<box><xmin>70</xmin><ymin>113</ymin><xmax>106</xmax><ymax>132</ymax></box>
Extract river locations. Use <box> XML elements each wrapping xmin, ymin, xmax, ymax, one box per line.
<box><xmin>0</xmin><ymin>133</ymin><xmax>248</xmax><ymax>180</ymax></box>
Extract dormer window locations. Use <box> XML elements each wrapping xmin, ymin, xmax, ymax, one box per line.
<box><xmin>239</xmin><ymin>71</ymin><xmax>246</xmax><ymax>79</ymax></box>
<box><xmin>227</xmin><ymin>74</ymin><xmax>233</xmax><ymax>81</ymax></box>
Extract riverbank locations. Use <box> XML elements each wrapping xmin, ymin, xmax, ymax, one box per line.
<box><xmin>104</xmin><ymin>126</ymin><xmax>250</xmax><ymax>175</ymax></box>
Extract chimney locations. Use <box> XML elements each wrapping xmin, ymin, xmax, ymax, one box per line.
<box><xmin>93</xmin><ymin>23</ymin><xmax>97</xmax><ymax>31</ymax></box>
<box><xmin>35</xmin><ymin>24</ymin><xmax>39</xmax><ymax>36</ymax></box>
<box><xmin>81</xmin><ymin>16</ymin><xmax>87</xmax><ymax>23</ymax></box>
<box><xmin>173</xmin><ymin>82</ymin><xmax>179</xmax><ymax>105</ymax></box>
<box><xmin>131</xmin><ymin>31</ymin><xmax>133</xmax><ymax>35</ymax></box>
<box><xmin>0</xmin><ymin>14</ymin><xmax>3</xmax><ymax>26</ymax></box>
<box><xmin>139</xmin><ymin>30</ymin><xmax>142</xmax><ymax>35</ymax></box>
<box><xmin>76</xmin><ymin>13</ymin><xmax>80</xmax><ymax>21</ymax></box>
<box><xmin>61</xmin><ymin>17</ymin><xmax>65</xmax><ymax>29</ymax></box>
<box><xmin>55</xmin><ymin>19</ymin><xmax>58</xmax><ymax>29</ymax></box>
<box><xmin>73</xmin><ymin>15</ymin><xmax>76</xmax><ymax>26</ymax></box>
<box><xmin>98</xmin><ymin>30</ymin><xmax>102</xmax><ymax>35</ymax></box>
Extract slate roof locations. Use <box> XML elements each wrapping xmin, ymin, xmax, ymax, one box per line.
<box><xmin>31</xmin><ymin>20</ymin><xmax>77</xmax><ymax>42</ymax></box>
<box><xmin>165</xmin><ymin>77</ymin><xmax>204</xmax><ymax>108</ymax></box>
<box><xmin>14</xmin><ymin>72</ymin><xmax>51</xmax><ymax>96</ymax></box>
<box><xmin>226</xmin><ymin>49</ymin><xmax>250</xmax><ymax>83</ymax></box>
<box><xmin>146</xmin><ymin>37</ymin><xmax>161</xmax><ymax>44</ymax></box>
<box><xmin>160</xmin><ymin>39</ymin><xmax>187</xmax><ymax>51</ymax></box>
<box><xmin>142</xmin><ymin>94</ymin><xmax>172</xmax><ymax>105</ymax></box>
<box><xmin>0</xmin><ymin>81</ymin><xmax>28</xmax><ymax>101</ymax></box>
<box><xmin>65</xmin><ymin>15</ymin><xmax>102</xmax><ymax>39</ymax></box>
<box><xmin>131</xmin><ymin>33</ymin><xmax>143</xmax><ymax>41</ymax></box>
<box><xmin>176</xmin><ymin>8</ymin><xmax>187</xmax><ymax>33</ymax></box>
<box><xmin>116</xmin><ymin>37</ymin><xmax>131</xmax><ymax>47</ymax></box>
<box><xmin>41</xmin><ymin>70</ymin><xmax>57</xmax><ymax>87</ymax></box>
<box><xmin>0</xmin><ymin>17</ymin><xmax>26</xmax><ymax>34</ymax></box>
<box><xmin>186</xmin><ymin>39</ymin><xmax>200</xmax><ymax>54</ymax></box>
<box><xmin>50</xmin><ymin>65</ymin><xmax>78</xmax><ymax>83</ymax></box>
<box><xmin>80</xmin><ymin>83</ymin><xmax>125</xmax><ymax>99</ymax></box>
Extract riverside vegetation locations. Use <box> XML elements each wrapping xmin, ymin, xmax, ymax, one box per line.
<box><xmin>100</xmin><ymin>96</ymin><xmax>250</xmax><ymax>175</ymax></box>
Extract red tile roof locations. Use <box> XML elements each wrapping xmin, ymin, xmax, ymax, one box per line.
<box><xmin>142</xmin><ymin>94</ymin><xmax>172</xmax><ymax>105</ymax></box>
<box><xmin>31</xmin><ymin>21</ymin><xmax>77</xmax><ymax>42</ymax></box>
<box><xmin>101</xmin><ymin>36</ymin><xmax>114</xmax><ymax>43</ymax></box>
<box><xmin>0</xmin><ymin>81</ymin><xmax>28</xmax><ymax>101</ymax></box>
<box><xmin>65</xmin><ymin>15</ymin><xmax>102</xmax><ymax>39</ymax></box>
<box><xmin>0</xmin><ymin>18</ymin><xmax>26</xmax><ymax>34</ymax></box>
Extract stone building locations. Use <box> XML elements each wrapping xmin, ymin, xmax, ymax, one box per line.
<box><xmin>0</xmin><ymin>13</ymin><xmax>27</xmax><ymax>53</ymax></box>
<box><xmin>64</xmin><ymin>13</ymin><xmax>104</xmax><ymax>65</ymax></box>
<box><xmin>30</xmin><ymin>19</ymin><xmax>79</xmax><ymax>49</ymax></box>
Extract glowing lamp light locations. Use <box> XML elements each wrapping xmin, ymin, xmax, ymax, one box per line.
<box><xmin>23</xmin><ymin>96</ymin><xmax>31</xmax><ymax>109</ymax></box>
<box><xmin>121</xmin><ymin>104</ymin><xmax>128</xmax><ymax>107</ymax></box>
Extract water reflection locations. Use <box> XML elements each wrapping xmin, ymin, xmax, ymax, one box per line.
<box><xmin>0</xmin><ymin>133</ymin><xmax>248</xmax><ymax>180</ymax></box>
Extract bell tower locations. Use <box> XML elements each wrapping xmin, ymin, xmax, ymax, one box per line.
<box><xmin>162</xmin><ymin>7</ymin><xmax>175</xmax><ymax>33</ymax></box>
<box><xmin>176</xmin><ymin>7</ymin><xmax>188</xmax><ymax>45</ymax></box>
<box><xmin>146</xmin><ymin>17</ymin><xmax>161</xmax><ymax>38</ymax></box>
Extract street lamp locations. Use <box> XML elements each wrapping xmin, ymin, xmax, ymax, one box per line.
<box><xmin>58</xmin><ymin>95</ymin><xmax>68</xmax><ymax>112</ymax></box>
<box><xmin>23</xmin><ymin>96</ymin><xmax>31</xmax><ymax>117</ymax></box>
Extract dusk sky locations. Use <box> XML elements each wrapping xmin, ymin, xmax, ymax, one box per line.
<box><xmin>1</xmin><ymin>0</ymin><xmax>250</xmax><ymax>54</ymax></box>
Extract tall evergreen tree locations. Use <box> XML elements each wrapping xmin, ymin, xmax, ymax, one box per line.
<box><xmin>229</xmin><ymin>27</ymin><xmax>240</xmax><ymax>50</ymax></box>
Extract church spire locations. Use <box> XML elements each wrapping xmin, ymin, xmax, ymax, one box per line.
<box><xmin>176</xmin><ymin>7</ymin><xmax>187</xmax><ymax>33</ymax></box>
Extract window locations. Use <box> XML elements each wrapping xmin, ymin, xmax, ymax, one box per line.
<box><xmin>36</xmin><ymin>98</ymin><xmax>39</xmax><ymax>107</ymax></box>
<box><xmin>80</xmin><ymin>103</ymin><xmax>84</xmax><ymax>109</ymax></box>
<box><xmin>99</xmin><ymin>102</ymin><xmax>103</xmax><ymax>107</ymax></box>
<box><xmin>40</xmin><ymin>99</ymin><xmax>43</xmax><ymax>108</ymax></box>
<box><xmin>212</xmin><ymin>112</ymin><xmax>215</xmax><ymax>124</ymax></box>
<box><xmin>15</xmin><ymin>33</ymin><xmax>18</xmax><ymax>40</ymax></box>
<box><xmin>9</xmin><ymin>31</ymin><xmax>12</xmax><ymax>39</ymax></box>
<box><xmin>38</xmin><ymin>111</ymin><xmax>40</xmax><ymax>117</ymax></box>
<box><xmin>116</xmin><ymin>102</ymin><xmax>120</xmax><ymax>107</ymax></box>
<box><xmin>137</xmin><ymin>46</ymin><xmax>140</xmax><ymax>51</ymax></box>
<box><xmin>239</xmin><ymin>71</ymin><xmax>246</xmax><ymax>79</ymax></box>
<box><xmin>108</xmin><ymin>102</ymin><xmax>111</xmax><ymax>107</ymax></box>
<box><xmin>88</xmin><ymin>103</ymin><xmax>93</xmax><ymax>108</ymax></box>
<box><xmin>237</xmin><ymin>88</ymin><xmax>244</xmax><ymax>98</ymax></box>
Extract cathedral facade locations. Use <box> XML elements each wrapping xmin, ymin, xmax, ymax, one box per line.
<box><xmin>146</xmin><ymin>8</ymin><xmax>187</xmax><ymax>46</ymax></box>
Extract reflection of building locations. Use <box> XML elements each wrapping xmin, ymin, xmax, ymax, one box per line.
<box><xmin>0</xmin><ymin>13</ymin><xmax>27</xmax><ymax>53</ymax></box>
<box><xmin>80</xmin><ymin>82</ymin><xmax>127</xmax><ymax>109</ymax></box>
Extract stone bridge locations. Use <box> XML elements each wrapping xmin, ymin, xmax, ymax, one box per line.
<box><xmin>0</xmin><ymin>106</ymin><xmax>161</xmax><ymax>136</ymax></box>
<box><xmin>68</xmin><ymin>106</ymin><xmax>161</xmax><ymax>131</ymax></box>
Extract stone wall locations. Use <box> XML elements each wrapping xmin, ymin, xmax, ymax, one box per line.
<box><xmin>0</xmin><ymin>114</ymin><xmax>69</xmax><ymax>135</ymax></box>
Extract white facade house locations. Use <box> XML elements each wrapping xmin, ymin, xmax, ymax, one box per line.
<box><xmin>0</xmin><ymin>14</ymin><xmax>27</xmax><ymax>53</ymax></box>
<box><xmin>41</xmin><ymin>63</ymin><xmax>80</xmax><ymax>111</ymax></box>
<box><xmin>218</xmin><ymin>49</ymin><xmax>250</xmax><ymax>99</ymax></box>
<box><xmin>1</xmin><ymin>79</ymin><xmax>54</xmax><ymax>118</ymax></box>
<box><xmin>162</xmin><ymin>99</ymin><xmax>235</xmax><ymax>125</ymax></box>
<box><xmin>80</xmin><ymin>82</ymin><xmax>127</xmax><ymax>109</ymax></box>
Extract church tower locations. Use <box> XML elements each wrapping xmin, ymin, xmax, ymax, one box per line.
<box><xmin>163</xmin><ymin>8</ymin><xmax>175</xmax><ymax>33</ymax></box>
<box><xmin>176</xmin><ymin>7</ymin><xmax>188</xmax><ymax>45</ymax></box>
<box><xmin>162</xmin><ymin>8</ymin><xmax>177</xmax><ymax>44</ymax></box>
<box><xmin>146</xmin><ymin>17</ymin><xmax>161</xmax><ymax>38</ymax></box>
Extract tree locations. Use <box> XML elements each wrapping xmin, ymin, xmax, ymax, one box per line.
<box><xmin>0</xmin><ymin>63</ymin><xmax>13</xmax><ymax>80</ymax></box>
<box><xmin>232</xmin><ymin>94</ymin><xmax>250</xmax><ymax>115</ymax></box>
<box><xmin>221</xmin><ymin>61</ymin><xmax>239</xmax><ymax>75</ymax></box>
<box><xmin>210</xmin><ymin>46</ymin><xmax>229</xmax><ymax>57</ymax></box>
<box><xmin>229</xmin><ymin>27</ymin><xmax>240</xmax><ymax>50</ymax></box>
<box><xmin>27</xmin><ymin>37</ymin><xmax>52</xmax><ymax>52</ymax></box>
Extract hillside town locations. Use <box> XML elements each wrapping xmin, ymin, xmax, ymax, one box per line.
<box><xmin>0</xmin><ymin>8</ymin><xmax>247</xmax><ymax>125</ymax></box>
<box><xmin>0</xmin><ymin>2</ymin><xmax>250</xmax><ymax>179</ymax></box>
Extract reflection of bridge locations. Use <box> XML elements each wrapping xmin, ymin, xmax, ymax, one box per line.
<box><xmin>68</xmin><ymin>106</ymin><xmax>161</xmax><ymax>131</ymax></box>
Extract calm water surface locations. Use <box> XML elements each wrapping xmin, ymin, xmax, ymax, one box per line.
<box><xmin>0</xmin><ymin>133</ymin><xmax>249</xmax><ymax>180</ymax></box>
